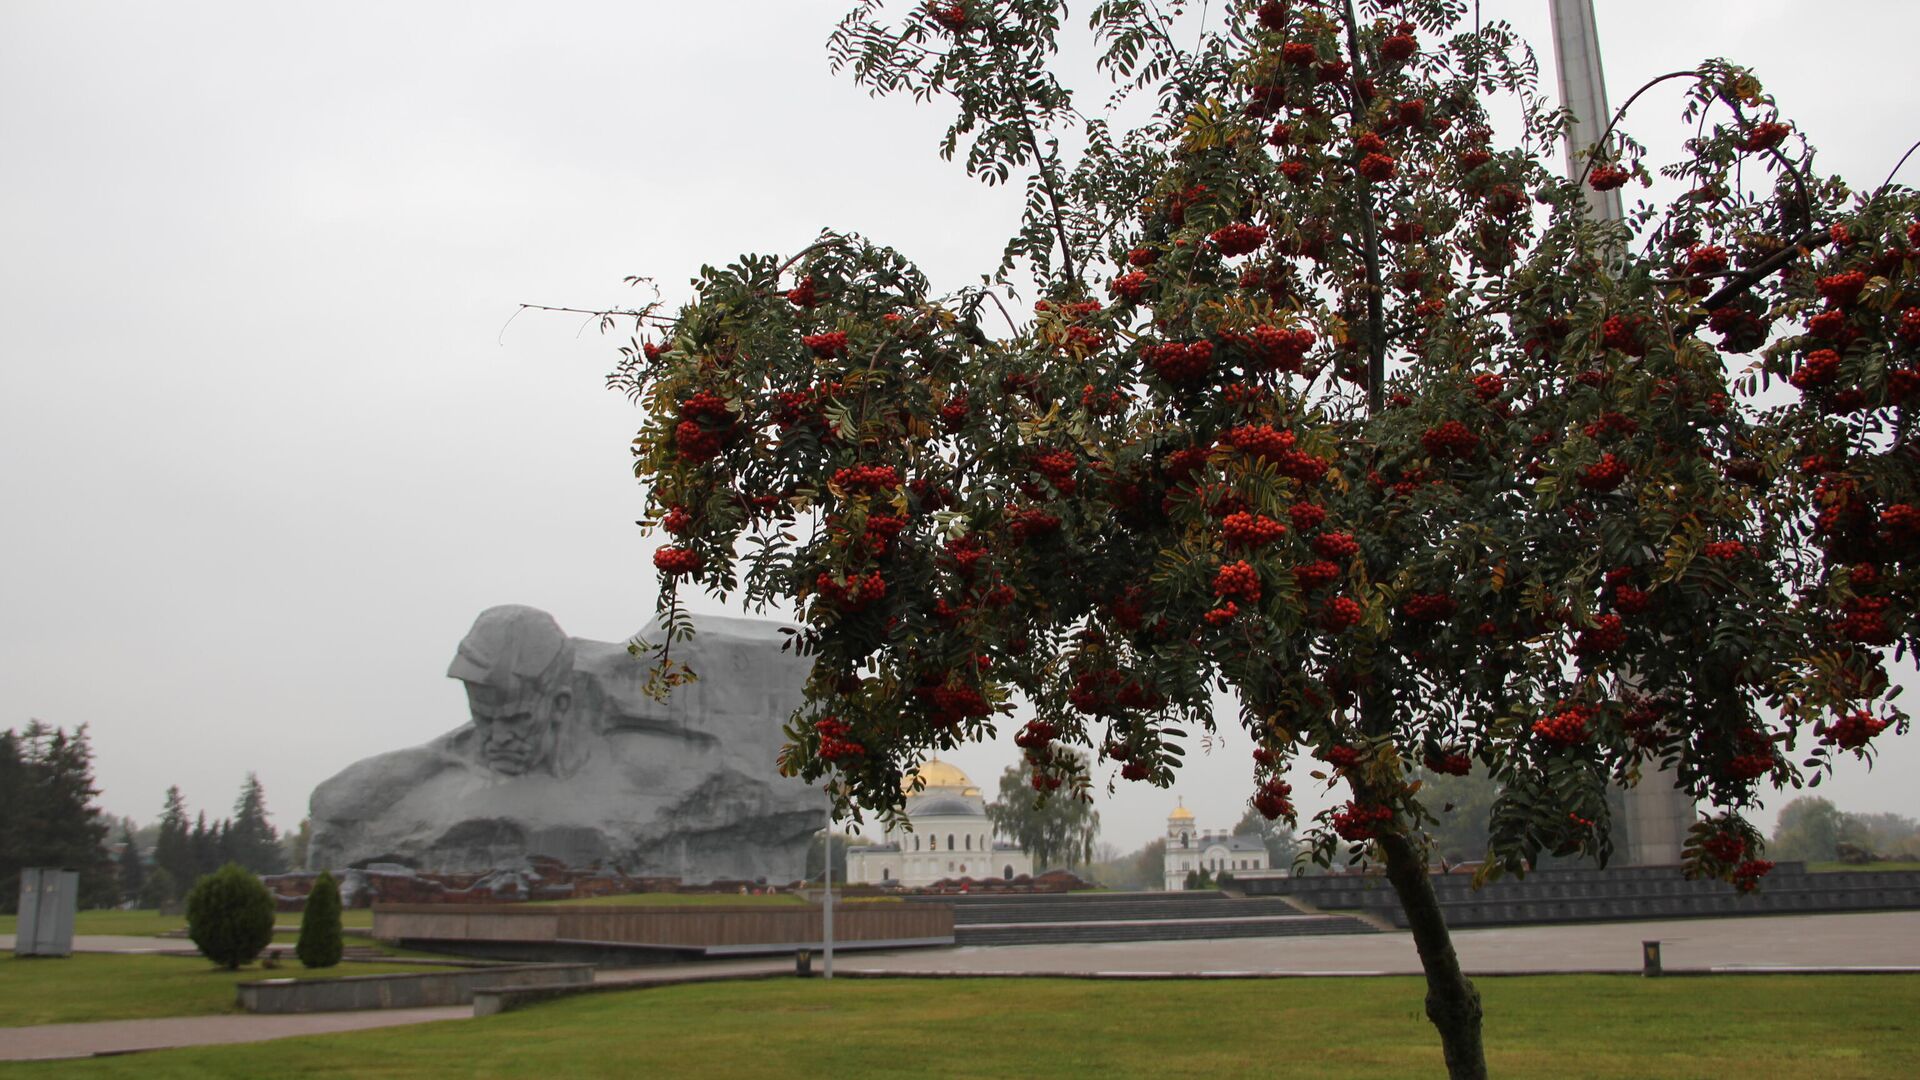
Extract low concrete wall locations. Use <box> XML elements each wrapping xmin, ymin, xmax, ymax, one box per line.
<box><xmin>236</xmin><ymin>963</ymin><xmax>592</xmax><ymax>1013</ymax></box>
<box><xmin>373</xmin><ymin>902</ymin><xmax>953</xmax><ymax>956</ymax></box>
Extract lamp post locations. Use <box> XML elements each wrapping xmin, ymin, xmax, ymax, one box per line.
<box><xmin>822</xmin><ymin>791</ymin><xmax>835</xmax><ymax>979</ymax></box>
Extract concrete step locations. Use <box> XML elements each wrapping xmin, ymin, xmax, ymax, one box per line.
<box><xmin>955</xmin><ymin>914</ymin><xmax>1377</xmax><ymax>946</ymax></box>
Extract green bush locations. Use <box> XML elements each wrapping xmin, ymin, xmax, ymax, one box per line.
<box><xmin>295</xmin><ymin>870</ymin><xmax>344</xmax><ymax>968</ymax></box>
<box><xmin>185</xmin><ymin>862</ymin><xmax>275</xmax><ymax>969</ymax></box>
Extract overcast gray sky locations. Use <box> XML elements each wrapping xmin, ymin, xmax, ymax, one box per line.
<box><xmin>5</xmin><ymin>1</ymin><xmax>1919</xmax><ymax>858</ymax></box>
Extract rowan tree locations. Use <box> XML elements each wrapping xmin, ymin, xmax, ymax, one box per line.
<box><xmin>601</xmin><ymin>2</ymin><xmax>1918</xmax><ymax>1075</ymax></box>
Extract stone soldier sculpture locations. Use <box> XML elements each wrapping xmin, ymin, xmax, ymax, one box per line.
<box><xmin>307</xmin><ymin>606</ymin><xmax>819</xmax><ymax>881</ymax></box>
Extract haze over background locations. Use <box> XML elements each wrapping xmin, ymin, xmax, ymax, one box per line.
<box><xmin>6</xmin><ymin>1</ymin><xmax>1919</xmax><ymax>856</ymax></box>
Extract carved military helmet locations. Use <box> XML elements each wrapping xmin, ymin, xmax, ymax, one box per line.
<box><xmin>447</xmin><ymin>605</ymin><xmax>574</xmax><ymax>692</ymax></box>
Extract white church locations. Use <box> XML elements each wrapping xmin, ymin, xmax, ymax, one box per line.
<box><xmin>843</xmin><ymin>758</ymin><xmax>1034</xmax><ymax>887</ymax></box>
<box><xmin>1162</xmin><ymin>799</ymin><xmax>1270</xmax><ymax>890</ymax></box>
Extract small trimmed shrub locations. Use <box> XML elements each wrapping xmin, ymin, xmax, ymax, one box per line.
<box><xmin>296</xmin><ymin>870</ymin><xmax>344</xmax><ymax>968</ymax></box>
<box><xmin>185</xmin><ymin>862</ymin><xmax>275</xmax><ymax>969</ymax></box>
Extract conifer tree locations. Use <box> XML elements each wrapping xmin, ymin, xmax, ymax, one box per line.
<box><xmin>295</xmin><ymin>870</ymin><xmax>344</xmax><ymax>969</ymax></box>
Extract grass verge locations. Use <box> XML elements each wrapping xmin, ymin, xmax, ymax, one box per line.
<box><xmin>0</xmin><ymin>953</ymin><xmax>444</xmax><ymax>1027</ymax></box>
<box><xmin>0</xmin><ymin>908</ymin><xmax>373</xmax><ymax>938</ymax></box>
<box><xmin>0</xmin><ymin>974</ymin><xmax>1914</xmax><ymax>1077</ymax></box>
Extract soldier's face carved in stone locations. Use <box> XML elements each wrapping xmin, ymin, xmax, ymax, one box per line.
<box><xmin>466</xmin><ymin>682</ymin><xmax>571</xmax><ymax>776</ymax></box>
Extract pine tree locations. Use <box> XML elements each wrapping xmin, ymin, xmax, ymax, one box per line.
<box><xmin>226</xmin><ymin>774</ymin><xmax>286</xmax><ymax>875</ymax></box>
<box><xmin>0</xmin><ymin>723</ymin><xmax>114</xmax><ymax>912</ymax></box>
<box><xmin>153</xmin><ymin>787</ymin><xmax>193</xmax><ymax>895</ymax></box>
<box><xmin>296</xmin><ymin>870</ymin><xmax>344</xmax><ymax>968</ymax></box>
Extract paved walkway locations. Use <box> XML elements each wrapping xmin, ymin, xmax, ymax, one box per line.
<box><xmin>833</xmin><ymin>910</ymin><xmax>1920</xmax><ymax>977</ymax></box>
<box><xmin>5</xmin><ymin>911</ymin><xmax>1916</xmax><ymax>1060</ymax></box>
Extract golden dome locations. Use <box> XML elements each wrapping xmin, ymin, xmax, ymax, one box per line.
<box><xmin>1168</xmin><ymin>801</ymin><xmax>1195</xmax><ymax>821</ymax></box>
<box><xmin>903</xmin><ymin>757</ymin><xmax>979</xmax><ymax>797</ymax></box>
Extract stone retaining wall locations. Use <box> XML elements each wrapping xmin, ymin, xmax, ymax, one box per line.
<box><xmin>236</xmin><ymin>963</ymin><xmax>593</xmax><ymax>1013</ymax></box>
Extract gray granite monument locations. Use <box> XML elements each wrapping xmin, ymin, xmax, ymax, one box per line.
<box><xmin>306</xmin><ymin>606</ymin><xmax>820</xmax><ymax>881</ymax></box>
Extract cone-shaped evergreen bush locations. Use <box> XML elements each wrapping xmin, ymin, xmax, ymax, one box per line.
<box><xmin>296</xmin><ymin>870</ymin><xmax>344</xmax><ymax>968</ymax></box>
<box><xmin>185</xmin><ymin>862</ymin><xmax>275</xmax><ymax>969</ymax></box>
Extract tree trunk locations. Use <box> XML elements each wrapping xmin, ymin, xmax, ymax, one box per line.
<box><xmin>1378</xmin><ymin>828</ymin><xmax>1488</xmax><ymax>1079</ymax></box>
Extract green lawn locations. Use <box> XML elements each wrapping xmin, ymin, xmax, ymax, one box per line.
<box><xmin>1806</xmin><ymin>861</ymin><xmax>1920</xmax><ymax>873</ymax></box>
<box><xmin>0</xmin><ymin>908</ymin><xmax>373</xmax><ymax>938</ymax></box>
<box><xmin>0</xmin><ymin>975</ymin><xmax>1913</xmax><ymax>1077</ymax></box>
<box><xmin>0</xmin><ymin>953</ymin><xmax>445</xmax><ymax>1027</ymax></box>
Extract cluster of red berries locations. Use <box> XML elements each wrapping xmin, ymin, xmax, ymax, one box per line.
<box><xmin>1600</xmin><ymin>315</ymin><xmax>1644</xmax><ymax>354</ymax></box>
<box><xmin>1703</xmin><ymin>540</ymin><xmax>1749</xmax><ymax>561</ymax></box>
<box><xmin>653</xmin><ymin>546</ymin><xmax>702</xmax><ymax>576</ymax></box>
<box><xmin>1380</xmin><ymin>27</ymin><xmax>1417</xmax><ymax>62</ymax></box>
<box><xmin>1233</xmin><ymin>325</ymin><xmax>1316</xmax><ymax>372</ymax></box>
<box><xmin>1823</xmin><ymin>710</ymin><xmax>1889</xmax><ymax>751</ymax></box>
<box><xmin>1253</xmin><ymin>778</ymin><xmax>1295</xmax><ymax>821</ymax></box>
<box><xmin>1613</xmin><ymin>584</ymin><xmax>1651</xmax><ymax>615</ymax></box>
<box><xmin>1357</xmin><ymin>152</ymin><xmax>1397</xmax><ymax>182</ymax></box>
<box><xmin>1789</xmin><ymin>348</ymin><xmax>1841</xmax><ymax>390</ymax></box>
<box><xmin>813</xmin><ymin>716</ymin><xmax>864</xmax><ymax>763</ymax></box>
<box><xmin>1458</xmin><ymin>147</ymin><xmax>1493</xmax><ymax>172</ymax></box>
<box><xmin>1322</xmin><ymin>745</ymin><xmax>1360</xmax><ymax>768</ymax></box>
<box><xmin>1144</xmin><ymin>340</ymin><xmax>1216</xmax><ymax>383</ymax></box>
<box><xmin>1899</xmin><ymin>307</ymin><xmax>1920</xmax><ymax>345</ymax></box>
<box><xmin>1726</xmin><ymin>750</ymin><xmax>1773</xmax><ymax>782</ymax></box>
<box><xmin>1402</xmin><ymin>592</ymin><xmax>1457</xmax><ymax>622</ymax></box>
<box><xmin>802</xmin><ymin>330</ymin><xmax>848</xmax><ymax>358</ymax></box>
<box><xmin>925</xmin><ymin>2</ymin><xmax>967</xmax><ymax>33</ymax></box>
<box><xmin>675</xmin><ymin>420</ymin><xmax>724</xmax><ymax>463</ymax></box>
<box><xmin>1572</xmin><ymin>614</ymin><xmax>1627</xmax><ymax>657</ymax></box>
<box><xmin>1701</xmin><ymin>831</ymin><xmax>1747</xmax><ymax>863</ymax></box>
<box><xmin>1013</xmin><ymin>718</ymin><xmax>1061</xmax><ymax>752</ymax></box>
<box><xmin>1281</xmin><ymin>40</ymin><xmax>1317</xmax><ymax>65</ymax></box>
<box><xmin>1213</xmin><ymin>560</ymin><xmax>1262</xmax><ymax>603</ymax></box>
<box><xmin>1741</xmin><ymin>121</ymin><xmax>1789</xmax><ymax>152</ymax></box>
<box><xmin>1425</xmin><ymin>750</ymin><xmax>1472</xmax><ymax>776</ymax></box>
<box><xmin>939</xmin><ymin>393</ymin><xmax>970</xmax><ymax>432</ymax></box>
<box><xmin>1582</xmin><ymin>411</ymin><xmax>1639</xmax><ymax>439</ymax></box>
<box><xmin>1421</xmin><ymin>420</ymin><xmax>1480</xmax><ymax>458</ymax></box>
<box><xmin>660</xmin><ymin>506</ymin><xmax>693</xmax><ymax>535</ymax></box>
<box><xmin>1294</xmin><ymin>560</ymin><xmax>1341</xmax><ymax>591</ymax></box>
<box><xmin>1683</xmin><ymin>244</ymin><xmax>1730</xmax><ymax>276</ymax></box>
<box><xmin>1204</xmin><ymin>600</ymin><xmax>1240</xmax><ymax>626</ymax></box>
<box><xmin>945</xmin><ymin>533</ymin><xmax>987</xmax><ymax>576</ymax></box>
<box><xmin>1109</xmin><ymin>271</ymin><xmax>1149</xmax><ymax>304</ymax></box>
<box><xmin>1031</xmin><ymin>449</ymin><xmax>1078</xmax><ymax>494</ymax></box>
<box><xmin>1209</xmin><ymin>223</ymin><xmax>1269</xmax><ymax>257</ymax></box>
<box><xmin>1589</xmin><ymin>164</ymin><xmax>1629</xmax><ymax>191</ymax></box>
<box><xmin>1471</xmin><ymin>372</ymin><xmax>1505</xmax><ymax>401</ymax></box>
<box><xmin>1332</xmin><ymin>802</ymin><xmax>1393</xmax><ymax>842</ymax></box>
<box><xmin>815</xmin><ymin>570</ymin><xmax>887</xmax><ymax>612</ymax></box>
<box><xmin>832</xmin><ymin>464</ymin><xmax>902</xmax><ymax>491</ymax></box>
<box><xmin>916</xmin><ymin>680</ymin><xmax>991</xmax><ymax>727</ymax></box>
<box><xmin>1579</xmin><ymin>453</ymin><xmax>1627</xmax><ymax>492</ymax></box>
<box><xmin>1320</xmin><ymin>595</ymin><xmax>1363</xmax><ymax>631</ymax></box>
<box><xmin>1834</xmin><ymin>596</ymin><xmax>1893</xmax><ymax>645</ymax></box>
<box><xmin>1222</xmin><ymin>511</ymin><xmax>1287</xmax><ymax>548</ymax></box>
<box><xmin>1730</xmin><ymin>859</ymin><xmax>1775</xmax><ymax>893</ymax></box>
<box><xmin>1817</xmin><ymin>270</ymin><xmax>1868</xmax><ymax>308</ymax></box>
<box><xmin>1290</xmin><ymin>502</ymin><xmax>1327</xmax><ymax>530</ymax></box>
<box><xmin>1533</xmin><ymin>704</ymin><xmax>1594</xmax><ymax>747</ymax></box>
<box><xmin>1312</xmin><ymin>531</ymin><xmax>1359</xmax><ymax>559</ymax></box>
<box><xmin>1882</xmin><ymin>503</ymin><xmax>1920</xmax><ymax>539</ymax></box>
<box><xmin>1223</xmin><ymin>423</ymin><xmax>1294</xmax><ymax>463</ymax></box>
<box><xmin>1081</xmin><ymin>384</ymin><xmax>1128</xmax><ymax>415</ymax></box>
<box><xmin>786</xmin><ymin>275</ymin><xmax>818</xmax><ymax>308</ymax></box>
<box><xmin>678</xmin><ymin>391</ymin><xmax>732</xmax><ymax>421</ymax></box>
<box><xmin>1008</xmin><ymin>507</ymin><xmax>1062</xmax><ymax>541</ymax></box>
